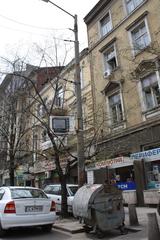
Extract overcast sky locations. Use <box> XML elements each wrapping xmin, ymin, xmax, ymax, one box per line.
<box><xmin>0</xmin><ymin>0</ymin><xmax>99</xmax><ymax>72</ymax></box>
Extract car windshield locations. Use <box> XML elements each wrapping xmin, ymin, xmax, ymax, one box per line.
<box><xmin>11</xmin><ymin>188</ymin><xmax>48</xmax><ymax>199</ymax></box>
<box><xmin>69</xmin><ymin>186</ymin><xmax>78</xmax><ymax>196</ymax></box>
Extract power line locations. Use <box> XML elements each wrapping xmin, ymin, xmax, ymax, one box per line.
<box><xmin>0</xmin><ymin>24</ymin><xmax>72</xmax><ymax>42</ymax></box>
<box><xmin>0</xmin><ymin>13</ymin><xmax>67</xmax><ymax>31</ymax></box>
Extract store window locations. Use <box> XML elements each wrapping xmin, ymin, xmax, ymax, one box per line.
<box><xmin>108</xmin><ymin>166</ymin><xmax>136</xmax><ymax>190</ymax></box>
<box><xmin>145</xmin><ymin>161</ymin><xmax>160</xmax><ymax>189</ymax></box>
<box><xmin>143</xmin><ymin>145</ymin><xmax>160</xmax><ymax>189</ymax></box>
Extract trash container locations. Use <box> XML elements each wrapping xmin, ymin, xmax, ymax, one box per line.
<box><xmin>73</xmin><ymin>184</ymin><xmax>126</xmax><ymax>238</ymax></box>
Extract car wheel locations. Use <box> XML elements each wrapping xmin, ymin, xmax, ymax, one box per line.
<box><xmin>41</xmin><ymin>224</ymin><xmax>53</xmax><ymax>232</ymax></box>
<box><xmin>0</xmin><ymin>224</ymin><xmax>6</xmax><ymax>237</ymax></box>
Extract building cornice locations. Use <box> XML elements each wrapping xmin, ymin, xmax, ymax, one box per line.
<box><xmin>84</xmin><ymin>0</ymin><xmax>112</xmax><ymax>24</ymax></box>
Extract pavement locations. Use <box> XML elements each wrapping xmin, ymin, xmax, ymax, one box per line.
<box><xmin>53</xmin><ymin>206</ymin><xmax>160</xmax><ymax>239</ymax></box>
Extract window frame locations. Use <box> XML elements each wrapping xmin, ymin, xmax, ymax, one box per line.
<box><xmin>139</xmin><ymin>72</ymin><xmax>160</xmax><ymax>112</ymax></box>
<box><xmin>106</xmin><ymin>89</ymin><xmax>125</xmax><ymax>127</ymax></box>
<box><xmin>129</xmin><ymin>17</ymin><xmax>151</xmax><ymax>55</ymax></box>
<box><xmin>103</xmin><ymin>43</ymin><xmax>118</xmax><ymax>76</ymax></box>
<box><xmin>99</xmin><ymin>11</ymin><xmax>112</xmax><ymax>38</ymax></box>
<box><xmin>0</xmin><ymin>189</ymin><xmax>5</xmax><ymax>200</ymax></box>
<box><xmin>80</xmin><ymin>67</ymin><xmax>84</xmax><ymax>89</ymax></box>
<box><xmin>55</xmin><ymin>86</ymin><xmax>64</xmax><ymax>107</ymax></box>
<box><xmin>125</xmin><ymin>0</ymin><xmax>145</xmax><ymax>14</ymax></box>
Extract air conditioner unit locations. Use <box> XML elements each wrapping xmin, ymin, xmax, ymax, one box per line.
<box><xmin>103</xmin><ymin>71</ymin><xmax>109</xmax><ymax>78</ymax></box>
<box><xmin>50</xmin><ymin>116</ymin><xmax>75</xmax><ymax>134</ymax></box>
<box><xmin>45</xmin><ymin>171</ymin><xmax>51</xmax><ymax>179</ymax></box>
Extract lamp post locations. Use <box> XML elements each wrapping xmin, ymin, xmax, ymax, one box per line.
<box><xmin>41</xmin><ymin>0</ymin><xmax>85</xmax><ymax>187</ymax></box>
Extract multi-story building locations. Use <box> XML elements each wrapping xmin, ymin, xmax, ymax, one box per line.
<box><xmin>0</xmin><ymin>65</ymin><xmax>63</xmax><ymax>186</ymax></box>
<box><xmin>32</xmin><ymin>48</ymin><xmax>94</xmax><ymax>187</ymax></box>
<box><xmin>1</xmin><ymin>0</ymin><xmax>160</xmax><ymax>206</ymax></box>
<box><xmin>84</xmin><ymin>0</ymin><xmax>160</xmax><ymax>205</ymax></box>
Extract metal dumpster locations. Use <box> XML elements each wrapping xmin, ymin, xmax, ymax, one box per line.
<box><xmin>73</xmin><ymin>184</ymin><xmax>126</xmax><ymax>238</ymax></box>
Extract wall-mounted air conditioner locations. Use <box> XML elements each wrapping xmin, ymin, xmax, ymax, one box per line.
<box><xmin>50</xmin><ymin>116</ymin><xmax>75</xmax><ymax>134</ymax></box>
<box><xmin>103</xmin><ymin>71</ymin><xmax>109</xmax><ymax>78</ymax></box>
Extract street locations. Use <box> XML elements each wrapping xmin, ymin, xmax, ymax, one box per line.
<box><xmin>0</xmin><ymin>228</ymin><xmax>70</xmax><ymax>240</ymax></box>
<box><xmin>0</xmin><ymin>207</ymin><xmax>159</xmax><ymax>239</ymax></box>
<box><xmin>0</xmin><ymin>227</ymin><xmax>143</xmax><ymax>240</ymax></box>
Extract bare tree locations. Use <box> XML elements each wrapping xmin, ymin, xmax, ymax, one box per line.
<box><xmin>0</xmin><ymin>69</ymin><xmax>32</xmax><ymax>186</ymax></box>
<box><xmin>0</xmin><ymin>40</ymin><xmax>105</xmax><ymax>217</ymax></box>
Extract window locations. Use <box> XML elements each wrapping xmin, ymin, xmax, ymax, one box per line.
<box><xmin>56</xmin><ymin>87</ymin><xmax>64</xmax><ymax>107</ymax></box>
<box><xmin>37</xmin><ymin>98</ymin><xmax>47</xmax><ymax>117</ymax></box>
<box><xmin>130</xmin><ymin>20</ymin><xmax>150</xmax><ymax>54</ymax></box>
<box><xmin>44</xmin><ymin>185</ymin><xmax>61</xmax><ymax>195</ymax></box>
<box><xmin>126</xmin><ymin>0</ymin><xmax>144</xmax><ymax>14</ymax></box>
<box><xmin>141</xmin><ymin>73</ymin><xmax>160</xmax><ymax>110</ymax></box>
<box><xmin>11</xmin><ymin>188</ymin><xmax>47</xmax><ymax>199</ymax></box>
<box><xmin>104</xmin><ymin>44</ymin><xmax>118</xmax><ymax>76</ymax></box>
<box><xmin>109</xmin><ymin>92</ymin><xmax>123</xmax><ymax>124</ymax></box>
<box><xmin>42</xmin><ymin>130</ymin><xmax>49</xmax><ymax>142</ymax></box>
<box><xmin>37</xmin><ymin>104</ymin><xmax>44</xmax><ymax>117</ymax></box>
<box><xmin>80</xmin><ymin>67</ymin><xmax>84</xmax><ymax>89</ymax></box>
<box><xmin>100</xmin><ymin>12</ymin><xmax>112</xmax><ymax>37</ymax></box>
<box><xmin>0</xmin><ymin>189</ymin><xmax>5</xmax><ymax>200</ymax></box>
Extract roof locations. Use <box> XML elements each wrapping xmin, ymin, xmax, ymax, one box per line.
<box><xmin>84</xmin><ymin>0</ymin><xmax>112</xmax><ymax>25</ymax></box>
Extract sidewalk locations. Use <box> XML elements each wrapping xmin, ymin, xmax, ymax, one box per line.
<box><xmin>53</xmin><ymin>207</ymin><xmax>160</xmax><ymax>239</ymax></box>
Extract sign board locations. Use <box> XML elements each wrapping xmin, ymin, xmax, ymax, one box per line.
<box><xmin>130</xmin><ymin>148</ymin><xmax>160</xmax><ymax>161</ymax></box>
<box><xmin>116</xmin><ymin>181</ymin><xmax>136</xmax><ymax>190</ymax></box>
<box><xmin>147</xmin><ymin>181</ymin><xmax>160</xmax><ymax>189</ymax></box>
<box><xmin>94</xmin><ymin>157</ymin><xmax>133</xmax><ymax>169</ymax></box>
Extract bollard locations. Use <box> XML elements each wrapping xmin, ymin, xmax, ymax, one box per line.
<box><xmin>128</xmin><ymin>204</ymin><xmax>139</xmax><ymax>226</ymax></box>
<box><xmin>147</xmin><ymin>212</ymin><xmax>160</xmax><ymax>240</ymax></box>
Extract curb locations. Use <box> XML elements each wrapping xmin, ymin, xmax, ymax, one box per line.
<box><xmin>53</xmin><ymin>224</ymin><xmax>84</xmax><ymax>234</ymax></box>
<box><xmin>53</xmin><ymin>223</ymin><xmax>142</xmax><ymax>234</ymax></box>
<box><xmin>126</xmin><ymin>225</ymin><xmax>143</xmax><ymax>232</ymax></box>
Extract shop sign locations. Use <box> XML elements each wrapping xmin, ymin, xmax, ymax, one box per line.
<box><xmin>116</xmin><ymin>181</ymin><xmax>136</xmax><ymax>190</ymax></box>
<box><xmin>147</xmin><ymin>181</ymin><xmax>160</xmax><ymax>189</ymax></box>
<box><xmin>94</xmin><ymin>157</ymin><xmax>132</xmax><ymax>169</ymax></box>
<box><xmin>130</xmin><ymin>148</ymin><xmax>160</xmax><ymax>161</ymax></box>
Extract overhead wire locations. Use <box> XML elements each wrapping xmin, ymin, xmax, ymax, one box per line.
<box><xmin>0</xmin><ymin>13</ymin><xmax>67</xmax><ymax>31</ymax></box>
<box><xmin>0</xmin><ymin>24</ymin><xmax>73</xmax><ymax>42</ymax></box>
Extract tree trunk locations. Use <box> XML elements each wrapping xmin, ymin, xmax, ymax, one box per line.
<box><xmin>9</xmin><ymin>155</ymin><xmax>15</xmax><ymax>186</ymax></box>
<box><xmin>60</xmin><ymin>175</ymin><xmax>68</xmax><ymax>218</ymax></box>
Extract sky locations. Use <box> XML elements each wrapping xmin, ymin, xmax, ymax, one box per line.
<box><xmin>0</xmin><ymin>0</ymin><xmax>99</xmax><ymax>75</ymax></box>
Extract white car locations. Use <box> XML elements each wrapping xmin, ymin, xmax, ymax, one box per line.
<box><xmin>0</xmin><ymin>186</ymin><xmax>57</xmax><ymax>237</ymax></box>
<box><xmin>43</xmin><ymin>184</ymin><xmax>78</xmax><ymax>213</ymax></box>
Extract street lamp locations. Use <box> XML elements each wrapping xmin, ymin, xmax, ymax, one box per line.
<box><xmin>41</xmin><ymin>0</ymin><xmax>85</xmax><ymax>187</ymax></box>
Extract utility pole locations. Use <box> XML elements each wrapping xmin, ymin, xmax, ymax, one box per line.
<box><xmin>41</xmin><ymin>0</ymin><xmax>85</xmax><ymax>187</ymax></box>
<box><xmin>74</xmin><ymin>15</ymin><xmax>85</xmax><ymax>187</ymax></box>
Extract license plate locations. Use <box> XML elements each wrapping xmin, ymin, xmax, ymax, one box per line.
<box><xmin>25</xmin><ymin>206</ymin><xmax>43</xmax><ymax>212</ymax></box>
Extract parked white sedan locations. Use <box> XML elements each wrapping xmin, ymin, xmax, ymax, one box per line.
<box><xmin>43</xmin><ymin>184</ymin><xmax>78</xmax><ymax>213</ymax></box>
<box><xmin>0</xmin><ymin>186</ymin><xmax>57</xmax><ymax>237</ymax></box>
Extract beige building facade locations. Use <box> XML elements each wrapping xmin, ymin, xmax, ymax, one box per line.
<box><xmin>84</xmin><ymin>0</ymin><xmax>160</xmax><ymax>205</ymax></box>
